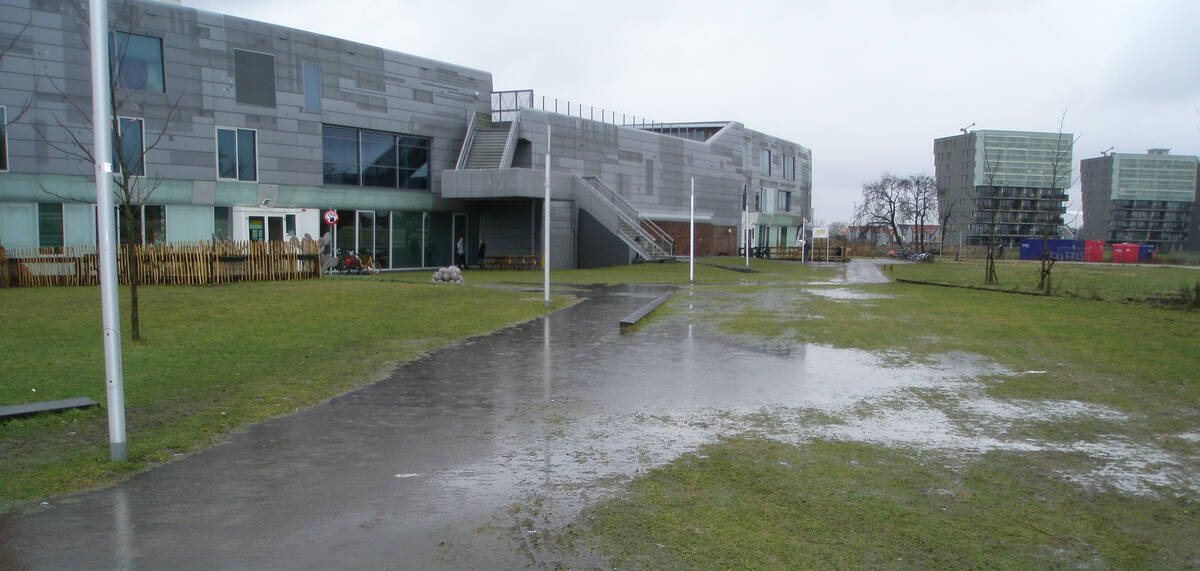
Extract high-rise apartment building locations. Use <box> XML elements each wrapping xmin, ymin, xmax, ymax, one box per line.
<box><xmin>1080</xmin><ymin>149</ymin><xmax>1199</xmax><ymax>253</ymax></box>
<box><xmin>934</xmin><ymin>130</ymin><xmax>1072</xmax><ymax>247</ymax></box>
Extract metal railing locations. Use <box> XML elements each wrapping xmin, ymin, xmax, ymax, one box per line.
<box><xmin>492</xmin><ymin>89</ymin><xmax>667</xmax><ymax>129</ymax></box>
<box><xmin>577</xmin><ymin>176</ymin><xmax>674</xmax><ymax>259</ymax></box>
<box><xmin>454</xmin><ymin>111</ymin><xmax>486</xmax><ymax>170</ymax></box>
<box><xmin>499</xmin><ymin>112</ymin><xmax>520</xmax><ymax>169</ymax></box>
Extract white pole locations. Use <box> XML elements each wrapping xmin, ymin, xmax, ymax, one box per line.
<box><xmin>689</xmin><ymin>177</ymin><xmax>694</xmax><ymax>283</ymax></box>
<box><xmin>543</xmin><ymin>124</ymin><xmax>551</xmax><ymax>308</ymax></box>
<box><xmin>91</xmin><ymin>0</ymin><xmax>126</xmax><ymax>462</ymax></box>
<box><xmin>743</xmin><ymin>184</ymin><xmax>749</xmax><ymax>267</ymax></box>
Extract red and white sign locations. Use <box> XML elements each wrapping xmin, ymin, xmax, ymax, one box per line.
<box><xmin>323</xmin><ymin>210</ymin><xmax>339</xmax><ymax>226</ymax></box>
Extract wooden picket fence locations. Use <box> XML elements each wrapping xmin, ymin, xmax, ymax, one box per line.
<box><xmin>0</xmin><ymin>241</ymin><xmax>320</xmax><ymax>288</ymax></box>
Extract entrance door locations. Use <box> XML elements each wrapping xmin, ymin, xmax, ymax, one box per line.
<box><xmin>453</xmin><ymin>213</ymin><xmax>468</xmax><ymax>267</ymax></box>
<box><xmin>248</xmin><ymin>216</ymin><xmax>265</xmax><ymax>242</ymax></box>
<box><xmin>268</xmin><ymin>217</ymin><xmax>284</xmax><ymax>241</ymax></box>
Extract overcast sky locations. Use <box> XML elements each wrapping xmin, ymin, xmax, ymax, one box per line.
<box><xmin>189</xmin><ymin>0</ymin><xmax>1200</xmax><ymax>224</ymax></box>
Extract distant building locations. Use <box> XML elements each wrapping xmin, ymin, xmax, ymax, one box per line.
<box><xmin>933</xmin><ymin>130</ymin><xmax>1072</xmax><ymax>247</ymax></box>
<box><xmin>1080</xmin><ymin>149</ymin><xmax>1199</xmax><ymax>253</ymax></box>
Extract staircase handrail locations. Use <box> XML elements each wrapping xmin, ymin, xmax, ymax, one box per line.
<box><xmin>454</xmin><ymin>111</ymin><xmax>481</xmax><ymax>170</ymax></box>
<box><xmin>578</xmin><ymin>176</ymin><xmax>674</xmax><ymax>258</ymax></box>
<box><xmin>499</xmin><ymin>112</ymin><xmax>520</xmax><ymax>169</ymax></box>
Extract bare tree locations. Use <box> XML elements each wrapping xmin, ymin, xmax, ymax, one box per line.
<box><xmin>33</xmin><ymin>1</ymin><xmax>182</xmax><ymax>340</ymax></box>
<box><xmin>937</xmin><ymin>185</ymin><xmax>958</xmax><ymax>258</ymax></box>
<box><xmin>902</xmin><ymin>174</ymin><xmax>938</xmax><ymax>251</ymax></box>
<box><xmin>1036</xmin><ymin>111</ymin><xmax>1077</xmax><ymax>294</ymax></box>
<box><xmin>853</xmin><ymin>173</ymin><xmax>909</xmax><ymax>251</ymax></box>
<box><xmin>976</xmin><ymin>140</ymin><xmax>1001</xmax><ymax>285</ymax></box>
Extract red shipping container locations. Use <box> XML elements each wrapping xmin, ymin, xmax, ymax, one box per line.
<box><xmin>1084</xmin><ymin>240</ymin><xmax>1105</xmax><ymax>262</ymax></box>
<box><xmin>1112</xmin><ymin>243</ymin><xmax>1139</xmax><ymax>264</ymax></box>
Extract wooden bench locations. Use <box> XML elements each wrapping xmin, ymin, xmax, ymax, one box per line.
<box><xmin>0</xmin><ymin>397</ymin><xmax>99</xmax><ymax>420</ymax></box>
<box><xmin>482</xmin><ymin>255</ymin><xmax>541</xmax><ymax>270</ymax></box>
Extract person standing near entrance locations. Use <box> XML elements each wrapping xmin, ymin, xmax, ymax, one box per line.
<box><xmin>455</xmin><ymin>237</ymin><xmax>466</xmax><ymax>268</ymax></box>
<box><xmin>477</xmin><ymin>238</ymin><xmax>487</xmax><ymax>270</ymax></box>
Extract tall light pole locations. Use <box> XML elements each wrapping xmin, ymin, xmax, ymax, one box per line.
<box><xmin>543</xmin><ymin>124</ymin><xmax>550</xmax><ymax>308</ymax></box>
<box><xmin>91</xmin><ymin>0</ymin><xmax>127</xmax><ymax>461</ymax></box>
<box><xmin>689</xmin><ymin>176</ymin><xmax>694</xmax><ymax>283</ymax></box>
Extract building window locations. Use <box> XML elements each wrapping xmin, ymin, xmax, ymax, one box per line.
<box><xmin>110</xmin><ymin>31</ymin><xmax>164</xmax><ymax>92</ymax></box>
<box><xmin>216</xmin><ymin>127</ymin><xmax>257</xmax><ymax>181</ymax></box>
<box><xmin>760</xmin><ymin>149</ymin><xmax>771</xmax><ymax>176</ymax></box>
<box><xmin>38</xmin><ymin>203</ymin><xmax>63</xmax><ymax>248</ymax></box>
<box><xmin>303</xmin><ymin>61</ymin><xmax>321</xmax><ymax>112</ymax></box>
<box><xmin>783</xmin><ymin>155</ymin><xmax>795</xmax><ymax>180</ymax></box>
<box><xmin>113</xmin><ymin>117</ymin><xmax>144</xmax><ymax>177</ymax></box>
<box><xmin>778</xmin><ymin>190</ymin><xmax>791</xmax><ymax>212</ymax></box>
<box><xmin>214</xmin><ymin>206</ymin><xmax>232</xmax><ymax>240</ymax></box>
<box><xmin>115</xmin><ymin>204</ymin><xmax>166</xmax><ymax>244</ymax></box>
<box><xmin>322</xmin><ymin>125</ymin><xmax>430</xmax><ymax>190</ymax></box>
<box><xmin>0</xmin><ymin>106</ymin><xmax>7</xmax><ymax>171</ymax></box>
<box><xmin>234</xmin><ymin>49</ymin><xmax>276</xmax><ymax>107</ymax></box>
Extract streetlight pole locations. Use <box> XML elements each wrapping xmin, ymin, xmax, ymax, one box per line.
<box><xmin>90</xmin><ymin>0</ymin><xmax>127</xmax><ymax>462</ymax></box>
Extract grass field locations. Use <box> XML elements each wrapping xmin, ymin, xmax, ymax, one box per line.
<box><xmin>0</xmin><ymin>259</ymin><xmax>829</xmax><ymax>511</ymax></box>
<box><xmin>0</xmin><ymin>278</ymin><xmax>568</xmax><ymax>511</ymax></box>
<box><xmin>889</xmin><ymin>258</ymin><xmax>1200</xmax><ymax>302</ymax></box>
<box><xmin>383</xmin><ymin>257</ymin><xmax>837</xmax><ymax>286</ymax></box>
<box><xmin>558</xmin><ymin>261</ymin><xmax>1200</xmax><ymax>567</ymax></box>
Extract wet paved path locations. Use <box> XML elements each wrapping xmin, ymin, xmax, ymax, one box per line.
<box><xmin>2</xmin><ymin>261</ymin><xmax>891</xmax><ymax>569</ymax></box>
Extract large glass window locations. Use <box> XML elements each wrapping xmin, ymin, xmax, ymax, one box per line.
<box><xmin>322</xmin><ymin>125</ymin><xmax>430</xmax><ymax>190</ymax></box>
<box><xmin>110</xmin><ymin>31</ymin><xmax>164</xmax><ymax>92</ymax></box>
<box><xmin>216</xmin><ymin>127</ymin><xmax>257</xmax><ymax>181</ymax></box>
<box><xmin>113</xmin><ymin>117</ymin><xmax>144</xmax><ymax>177</ymax></box>
<box><xmin>0</xmin><ymin>106</ymin><xmax>7</xmax><ymax>171</ymax></box>
<box><xmin>760</xmin><ymin>149</ymin><xmax>771</xmax><ymax>176</ymax></box>
<box><xmin>115</xmin><ymin>204</ymin><xmax>165</xmax><ymax>244</ymax></box>
<box><xmin>303</xmin><ymin>61</ymin><xmax>320</xmax><ymax>112</ymax></box>
<box><xmin>38</xmin><ymin>203</ymin><xmax>63</xmax><ymax>248</ymax></box>
<box><xmin>322</xmin><ymin>126</ymin><xmax>360</xmax><ymax>186</ymax></box>
<box><xmin>361</xmin><ymin>131</ymin><xmax>397</xmax><ymax>188</ymax></box>
<box><xmin>234</xmin><ymin>49</ymin><xmax>276</xmax><ymax>107</ymax></box>
<box><xmin>398</xmin><ymin>137</ymin><xmax>429</xmax><ymax>189</ymax></box>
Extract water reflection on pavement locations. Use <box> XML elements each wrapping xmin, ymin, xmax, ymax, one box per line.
<box><xmin>7</xmin><ymin>260</ymin><xmax>1156</xmax><ymax>568</ymax></box>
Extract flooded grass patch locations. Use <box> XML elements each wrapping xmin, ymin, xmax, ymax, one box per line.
<box><xmin>0</xmin><ymin>281</ymin><xmax>569</xmax><ymax>512</ymax></box>
<box><xmin>564</xmin><ymin>438</ymin><xmax>1200</xmax><ymax>569</ymax></box>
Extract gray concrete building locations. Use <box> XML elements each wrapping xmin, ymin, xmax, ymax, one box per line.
<box><xmin>1080</xmin><ymin>149</ymin><xmax>1199</xmax><ymax>252</ymax></box>
<box><xmin>934</xmin><ymin>130</ymin><xmax>1072</xmax><ymax>247</ymax></box>
<box><xmin>0</xmin><ymin>0</ymin><xmax>811</xmax><ymax>269</ymax></box>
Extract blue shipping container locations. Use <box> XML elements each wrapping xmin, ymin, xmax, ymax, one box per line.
<box><xmin>1048</xmin><ymin>239</ymin><xmax>1084</xmax><ymax>261</ymax></box>
<box><xmin>1019</xmin><ymin>239</ymin><xmax>1042</xmax><ymax>260</ymax></box>
<box><xmin>1138</xmin><ymin>244</ymin><xmax>1155</xmax><ymax>262</ymax></box>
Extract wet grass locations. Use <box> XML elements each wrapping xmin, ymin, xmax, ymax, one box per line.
<box><xmin>711</xmin><ymin>282</ymin><xmax>1200</xmax><ymax>434</ymax></box>
<box><xmin>563</xmin><ymin>269</ymin><xmax>1200</xmax><ymax>567</ymax></box>
<box><xmin>566</xmin><ymin>438</ymin><xmax>1199</xmax><ymax>569</ymax></box>
<box><xmin>377</xmin><ymin>257</ymin><xmax>836</xmax><ymax>286</ymax></box>
<box><xmin>891</xmin><ymin>259</ymin><xmax>1200</xmax><ymax>303</ymax></box>
<box><xmin>0</xmin><ymin>279</ymin><xmax>567</xmax><ymax>512</ymax></box>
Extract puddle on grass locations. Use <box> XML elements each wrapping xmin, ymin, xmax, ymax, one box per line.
<box><xmin>803</xmin><ymin>287</ymin><xmax>893</xmax><ymax>301</ymax></box>
<box><xmin>5</xmin><ymin>261</ymin><xmax>1192</xmax><ymax>569</ymax></box>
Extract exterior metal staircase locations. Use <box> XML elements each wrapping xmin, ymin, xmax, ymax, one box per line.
<box><xmin>456</xmin><ymin>112</ymin><xmax>519</xmax><ymax>170</ymax></box>
<box><xmin>576</xmin><ymin>176</ymin><xmax>675</xmax><ymax>261</ymax></box>
<box><xmin>452</xmin><ymin>112</ymin><xmax>673</xmax><ymax>262</ymax></box>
